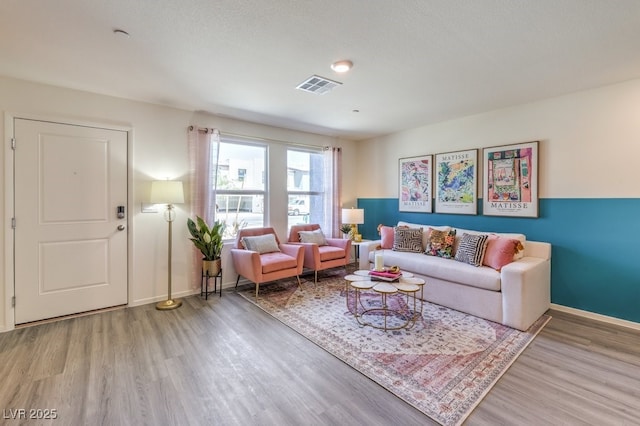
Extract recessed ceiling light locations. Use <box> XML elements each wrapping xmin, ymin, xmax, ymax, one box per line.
<box><xmin>331</xmin><ymin>60</ymin><xmax>353</xmax><ymax>73</ymax></box>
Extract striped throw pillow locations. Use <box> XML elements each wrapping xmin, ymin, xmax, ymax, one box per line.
<box><xmin>454</xmin><ymin>233</ymin><xmax>489</xmax><ymax>267</ymax></box>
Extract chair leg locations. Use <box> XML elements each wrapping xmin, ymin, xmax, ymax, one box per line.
<box><xmin>296</xmin><ymin>276</ymin><xmax>301</xmax><ymax>287</ymax></box>
<box><xmin>255</xmin><ymin>283</ymin><xmax>260</xmax><ymax>298</ymax></box>
<box><xmin>314</xmin><ymin>270</ymin><xmax>318</xmax><ymax>284</ymax></box>
<box><xmin>235</xmin><ymin>275</ymin><xmax>241</xmax><ymax>288</ymax></box>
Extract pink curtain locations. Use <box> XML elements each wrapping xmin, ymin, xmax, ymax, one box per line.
<box><xmin>188</xmin><ymin>126</ymin><xmax>220</xmax><ymax>286</ymax></box>
<box><xmin>322</xmin><ymin>146</ymin><xmax>342</xmax><ymax>238</ymax></box>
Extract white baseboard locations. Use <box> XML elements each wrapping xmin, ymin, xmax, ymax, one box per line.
<box><xmin>550</xmin><ymin>303</ymin><xmax>640</xmax><ymax>331</ymax></box>
<box><xmin>129</xmin><ymin>288</ymin><xmax>201</xmax><ymax>307</ymax></box>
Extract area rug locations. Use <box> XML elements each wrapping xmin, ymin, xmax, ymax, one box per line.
<box><xmin>237</xmin><ymin>272</ymin><xmax>550</xmax><ymax>426</ymax></box>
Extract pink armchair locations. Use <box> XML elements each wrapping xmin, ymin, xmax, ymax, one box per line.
<box><xmin>287</xmin><ymin>224</ymin><xmax>351</xmax><ymax>283</ymax></box>
<box><xmin>231</xmin><ymin>227</ymin><xmax>304</xmax><ymax>297</ymax></box>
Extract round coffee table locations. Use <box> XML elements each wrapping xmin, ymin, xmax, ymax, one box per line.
<box><xmin>397</xmin><ymin>276</ymin><xmax>426</xmax><ymax>318</ymax></box>
<box><xmin>344</xmin><ymin>274</ymin><xmax>373</xmax><ymax>316</ymax></box>
<box><xmin>347</xmin><ymin>271</ymin><xmax>425</xmax><ymax>331</ymax></box>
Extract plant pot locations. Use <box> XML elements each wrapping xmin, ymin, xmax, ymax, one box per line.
<box><xmin>203</xmin><ymin>258</ymin><xmax>221</xmax><ymax>277</ymax></box>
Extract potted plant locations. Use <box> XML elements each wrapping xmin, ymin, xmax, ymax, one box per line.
<box><xmin>187</xmin><ymin>216</ymin><xmax>225</xmax><ymax>276</ymax></box>
<box><xmin>340</xmin><ymin>223</ymin><xmax>352</xmax><ymax>240</ymax></box>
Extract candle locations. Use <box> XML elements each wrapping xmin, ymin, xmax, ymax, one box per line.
<box><xmin>374</xmin><ymin>251</ymin><xmax>384</xmax><ymax>271</ymax></box>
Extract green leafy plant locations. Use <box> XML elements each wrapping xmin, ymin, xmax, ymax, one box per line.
<box><xmin>340</xmin><ymin>223</ymin><xmax>352</xmax><ymax>235</ymax></box>
<box><xmin>187</xmin><ymin>216</ymin><xmax>225</xmax><ymax>260</ymax></box>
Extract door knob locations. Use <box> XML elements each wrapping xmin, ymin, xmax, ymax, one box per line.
<box><xmin>117</xmin><ymin>225</ymin><xmax>126</xmax><ymax>231</ymax></box>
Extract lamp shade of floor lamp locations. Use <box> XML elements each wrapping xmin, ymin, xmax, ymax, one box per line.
<box><xmin>150</xmin><ymin>180</ymin><xmax>185</xmax><ymax>310</ymax></box>
<box><xmin>341</xmin><ymin>208</ymin><xmax>364</xmax><ymax>239</ymax></box>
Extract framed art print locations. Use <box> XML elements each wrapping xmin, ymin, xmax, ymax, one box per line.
<box><xmin>399</xmin><ymin>155</ymin><xmax>432</xmax><ymax>213</ymax></box>
<box><xmin>435</xmin><ymin>149</ymin><xmax>478</xmax><ymax>215</ymax></box>
<box><xmin>483</xmin><ymin>141</ymin><xmax>539</xmax><ymax>217</ymax></box>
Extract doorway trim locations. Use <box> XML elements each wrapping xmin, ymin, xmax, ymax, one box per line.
<box><xmin>3</xmin><ymin>112</ymin><xmax>134</xmax><ymax>332</ymax></box>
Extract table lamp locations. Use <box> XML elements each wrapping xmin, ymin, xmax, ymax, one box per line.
<box><xmin>341</xmin><ymin>208</ymin><xmax>364</xmax><ymax>240</ymax></box>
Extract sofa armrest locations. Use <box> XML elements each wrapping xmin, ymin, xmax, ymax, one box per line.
<box><xmin>279</xmin><ymin>243</ymin><xmax>304</xmax><ymax>259</ymax></box>
<box><xmin>290</xmin><ymin>242</ymin><xmax>321</xmax><ymax>269</ymax></box>
<box><xmin>326</xmin><ymin>238</ymin><xmax>351</xmax><ymax>252</ymax></box>
<box><xmin>230</xmin><ymin>248</ymin><xmax>263</xmax><ymax>282</ymax></box>
<box><xmin>358</xmin><ymin>240</ymin><xmax>381</xmax><ymax>270</ymax></box>
<box><xmin>279</xmin><ymin>243</ymin><xmax>305</xmax><ymax>273</ymax></box>
<box><xmin>500</xmin><ymin>256</ymin><xmax>551</xmax><ymax>330</ymax></box>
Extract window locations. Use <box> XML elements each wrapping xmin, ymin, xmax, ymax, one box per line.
<box><xmin>287</xmin><ymin>148</ymin><xmax>326</xmax><ymax>230</ymax></box>
<box><xmin>215</xmin><ymin>140</ymin><xmax>266</xmax><ymax>239</ymax></box>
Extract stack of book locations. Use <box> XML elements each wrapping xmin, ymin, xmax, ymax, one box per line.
<box><xmin>369</xmin><ymin>270</ymin><xmax>402</xmax><ymax>282</ymax></box>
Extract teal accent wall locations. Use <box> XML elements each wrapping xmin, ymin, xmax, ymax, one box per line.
<box><xmin>357</xmin><ymin>198</ymin><xmax>640</xmax><ymax>323</ymax></box>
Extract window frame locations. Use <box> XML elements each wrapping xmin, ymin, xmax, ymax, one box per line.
<box><xmin>286</xmin><ymin>147</ymin><xmax>325</xmax><ymax>230</ymax></box>
<box><xmin>215</xmin><ymin>137</ymin><xmax>268</xmax><ymax>239</ymax></box>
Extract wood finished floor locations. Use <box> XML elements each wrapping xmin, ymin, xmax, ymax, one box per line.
<box><xmin>1</xmin><ymin>287</ymin><xmax>639</xmax><ymax>425</ymax></box>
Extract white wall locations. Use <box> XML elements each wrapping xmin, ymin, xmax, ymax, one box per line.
<box><xmin>356</xmin><ymin>79</ymin><xmax>640</xmax><ymax>199</ymax></box>
<box><xmin>0</xmin><ymin>76</ymin><xmax>356</xmax><ymax>332</ymax></box>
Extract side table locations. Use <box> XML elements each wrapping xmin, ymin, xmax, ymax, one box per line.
<box><xmin>201</xmin><ymin>269</ymin><xmax>222</xmax><ymax>299</ymax></box>
<box><xmin>350</xmin><ymin>240</ymin><xmax>371</xmax><ymax>266</ymax></box>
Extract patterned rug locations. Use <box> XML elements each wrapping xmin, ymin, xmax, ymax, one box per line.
<box><xmin>237</xmin><ymin>271</ymin><xmax>550</xmax><ymax>426</ymax></box>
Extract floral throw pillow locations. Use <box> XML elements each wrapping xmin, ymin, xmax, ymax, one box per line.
<box><xmin>425</xmin><ymin>228</ymin><xmax>457</xmax><ymax>258</ymax></box>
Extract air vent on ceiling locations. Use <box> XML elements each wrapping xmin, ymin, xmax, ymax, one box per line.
<box><xmin>296</xmin><ymin>75</ymin><xmax>342</xmax><ymax>95</ymax></box>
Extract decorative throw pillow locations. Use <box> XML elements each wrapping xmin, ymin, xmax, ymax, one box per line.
<box><xmin>298</xmin><ymin>229</ymin><xmax>328</xmax><ymax>246</ymax></box>
<box><xmin>454</xmin><ymin>233</ymin><xmax>489</xmax><ymax>267</ymax></box>
<box><xmin>392</xmin><ymin>227</ymin><xmax>423</xmax><ymax>253</ymax></box>
<box><xmin>483</xmin><ymin>236</ymin><xmax>521</xmax><ymax>270</ymax></box>
<box><xmin>241</xmin><ymin>234</ymin><xmax>280</xmax><ymax>254</ymax></box>
<box><xmin>379</xmin><ymin>225</ymin><xmax>394</xmax><ymax>249</ymax></box>
<box><xmin>425</xmin><ymin>228</ymin><xmax>457</xmax><ymax>258</ymax></box>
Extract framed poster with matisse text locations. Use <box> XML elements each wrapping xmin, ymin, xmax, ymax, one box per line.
<box><xmin>483</xmin><ymin>141</ymin><xmax>539</xmax><ymax>218</ymax></box>
<box><xmin>399</xmin><ymin>155</ymin><xmax>433</xmax><ymax>213</ymax></box>
<box><xmin>435</xmin><ymin>149</ymin><xmax>478</xmax><ymax>215</ymax></box>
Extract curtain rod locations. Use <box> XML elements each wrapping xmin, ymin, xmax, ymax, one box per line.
<box><xmin>188</xmin><ymin>126</ymin><xmax>337</xmax><ymax>150</ymax></box>
<box><xmin>188</xmin><ymin>125</ymin><xmax>218</xmax><ymax>135</ymax></box>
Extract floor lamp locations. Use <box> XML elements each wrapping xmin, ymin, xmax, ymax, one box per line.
<box><xmin>150</xmin><ymin>180</ymin><xmax>185</xmax><ymax>310</ymax></box>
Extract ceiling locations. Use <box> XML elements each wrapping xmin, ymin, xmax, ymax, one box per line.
<box><xmin>1</xmin><ymin>0</ymin><xmax>640</xmax><ymax>141</ymax></box>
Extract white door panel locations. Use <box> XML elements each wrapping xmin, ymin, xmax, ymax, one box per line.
<box><xmin>14</xmin><ymin>119</ymin><xmax>128</xmax><ymax>324</ymax></box>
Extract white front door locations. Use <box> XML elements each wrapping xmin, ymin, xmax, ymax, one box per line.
<box><xmin>13</xmin><ymin>118</ymin><xmax>128</xmax><ymax>324</ymax></box>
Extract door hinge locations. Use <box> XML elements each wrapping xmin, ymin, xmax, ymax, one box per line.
<box><xmin>11</xmin><ymin>218</ymin><xmax>16</xmax><ymax>229</ymax></box>
<box><xmin>11</xmin><ymin>296</ymin><xmax>15</xmax><ymax>308</ymax></box>
<box><xmin>11</xmin><ymin>137</ymin><xmax>15</xmax><ymax>150</ymax></box>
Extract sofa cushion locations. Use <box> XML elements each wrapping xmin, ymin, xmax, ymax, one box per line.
<box><xmin>260</xmin><ymin>251</ymin><xmax>298</xmax><ymax>273</ymax></box>
<box><xmin>370</xmin><ymin>250</ymin><xmax>501</xmax><ymax>291</ymax></box>
<box><xmin>425</xmin><ymin>228</ymin><xmax>456</xmax><ymax>259</ymax></box>
<box><xmin>242</xmin><ymin>234</ymin><xmax>280</xmax><ymax>254</ymax></box>
<box><xmin>454</xmin><ymin>233</ymin><xmax>489</xmax><ymax>267</ymax></box>
<box><xmin>318</xmin><ymin>245</ymin><xmax>346</xmax><ymax>261</ymax></box>
<box><xmin>392</xmin><ymin>227</ymin><xmax>423</xmax><ymax>253</ymax></box>
<box><xmin>298</xmin><ymin>229</ymin><xmax>328</xmax><ymax>246</ymax></box>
